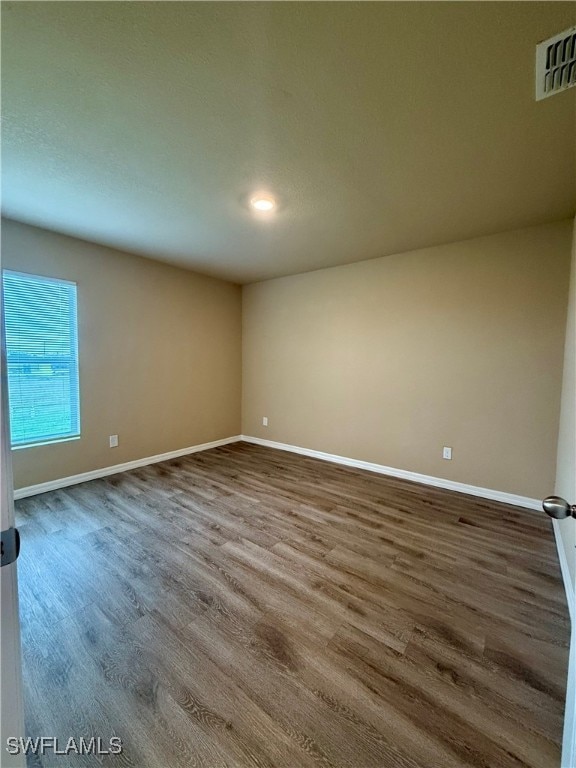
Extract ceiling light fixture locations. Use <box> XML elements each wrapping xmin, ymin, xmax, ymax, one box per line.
<box><xmin>250</xmin><ymin>196</ymin><xmax>276</xmax><ymax>212</ymax></box>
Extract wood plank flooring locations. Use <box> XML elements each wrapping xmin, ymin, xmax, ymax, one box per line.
<box><xmin>15</xmin><ymin>442</ymin><xmax>570</xmax><ymax>768</ymax></box>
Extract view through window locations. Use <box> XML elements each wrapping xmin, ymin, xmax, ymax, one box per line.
<box><xmin>2</xmin><ymin>270</ymin><xmax>80</xmax><ymax>447</ymax></box>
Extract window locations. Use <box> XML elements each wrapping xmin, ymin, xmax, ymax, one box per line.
<box><xmin>2</xmin><ymin>271</ymin><xmax>80</xmax><ymax>447</ymax></box>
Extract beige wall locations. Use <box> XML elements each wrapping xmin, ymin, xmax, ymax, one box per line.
<box><xmin>242</xmin><ymin>221</ymin><xmax>572</xmax><ymax>500</ymax></box>
<box><xmin>4</xmin><ymin>216</ymin><xmax>572</xmax><ymax>505</ymax></box>
<box><xmin>2</xmin><ymin>219</ymin><xmax>242</xmax><ymax>489</ymax></box>
<box><xmin>555</xmin><ymin>217</ymin><xmax>576</xmax><ymax>589</ymax></box>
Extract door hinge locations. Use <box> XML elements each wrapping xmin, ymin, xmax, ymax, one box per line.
<box><xmin>1</xmin><ymin>527</ymin><xmax>20</xmax><ymax>567</ymax></box>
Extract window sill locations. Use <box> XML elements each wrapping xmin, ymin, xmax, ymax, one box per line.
<box><xmin>12</xmin><ymin>435</ymin><xmax>81</xmax><ymax>451</ymax></box>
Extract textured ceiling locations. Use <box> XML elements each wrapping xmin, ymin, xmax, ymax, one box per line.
<box><xmin>2</xmin><ymin>2</ymin><xmax>575</xmax><ymax>284</ymax></box>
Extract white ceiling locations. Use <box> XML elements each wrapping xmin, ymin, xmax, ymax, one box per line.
<box><xmin>2</xmin><ymin>2</ymin><xmax>575</xmax><ymax>284</ymax></box>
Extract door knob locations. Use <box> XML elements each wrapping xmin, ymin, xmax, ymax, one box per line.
<box><xmin>542</xmin><ymin>496</ymin><xmax>576</xmax><ymax>519</ymax></box>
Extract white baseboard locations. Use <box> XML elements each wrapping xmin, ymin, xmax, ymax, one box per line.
<box><xmin>553</xmin><ymin>519</ymin><xmax>575</xmax><ymax>624</ymax></box>
<box><xmin>563</xmin><ymin>627</ymin><xmax>576</xmax><ymax>768</ymax></box>
<box><xmin>13</xmin><ymin>436</ymin><xmax>242</xmax><ymax>500</ymax></box>
<box><xmin>552</xmin><ymin>523</ymin><xmax>576</xmax><ymax>768</ymax></box>
<box><xmin>240</xmin><ymin>435</ymin><xmax>542</xmax><ymax>510</ymax></box>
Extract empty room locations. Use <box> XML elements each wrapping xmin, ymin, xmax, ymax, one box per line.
<box><xmin>1</xmin><ymin>2</ymin><xmax>575</xmax><ymax>767</ymax></box>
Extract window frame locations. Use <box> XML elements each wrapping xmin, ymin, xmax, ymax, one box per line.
<box><xmin>2</xmin><ymin>269</ymin><xmax>81</xmax><ymax>449</ymax></box>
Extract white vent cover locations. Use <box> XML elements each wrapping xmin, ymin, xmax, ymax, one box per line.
<box><xmin>535</xmin><ymin>26</ymin><xmax>576</xmax><ymax>100</ymax></box>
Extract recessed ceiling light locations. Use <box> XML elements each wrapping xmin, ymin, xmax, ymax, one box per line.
<box><xmin>250</xmin><ymin>196</ymin><xmax>276</xmax><ymax>212</ymax></box>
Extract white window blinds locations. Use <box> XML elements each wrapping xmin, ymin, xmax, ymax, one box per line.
<box><xmin>2</xmin><ymin>271</ymin><xmax>80</xmax><ymax>447</ymax></box>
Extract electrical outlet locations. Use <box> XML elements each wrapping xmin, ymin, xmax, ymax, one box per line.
<box><xmin>262</xmin><ymin>417</ymin><xmax>268</xmax><ymax>427</ymax></box>
<box><xmin>109</xmin><ymin>435</ymin><xmax>119</xmax><ymax>448</ymax></box>
<box><xmin>442</xmin><ymin>446</ymin><xmax>452</xmax><ymax>460</ymax></box>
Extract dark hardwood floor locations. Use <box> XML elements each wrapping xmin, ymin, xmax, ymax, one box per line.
<box><xmin>15</xmin><ymin>442</ymin><xmax>570</xmax><ymax>768</ymax></box>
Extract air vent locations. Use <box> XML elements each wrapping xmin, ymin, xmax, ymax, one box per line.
<box><xmin>535</xmin><ymin>26</ymin><xmax>576</xmax><ymax>100</ymax></box>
